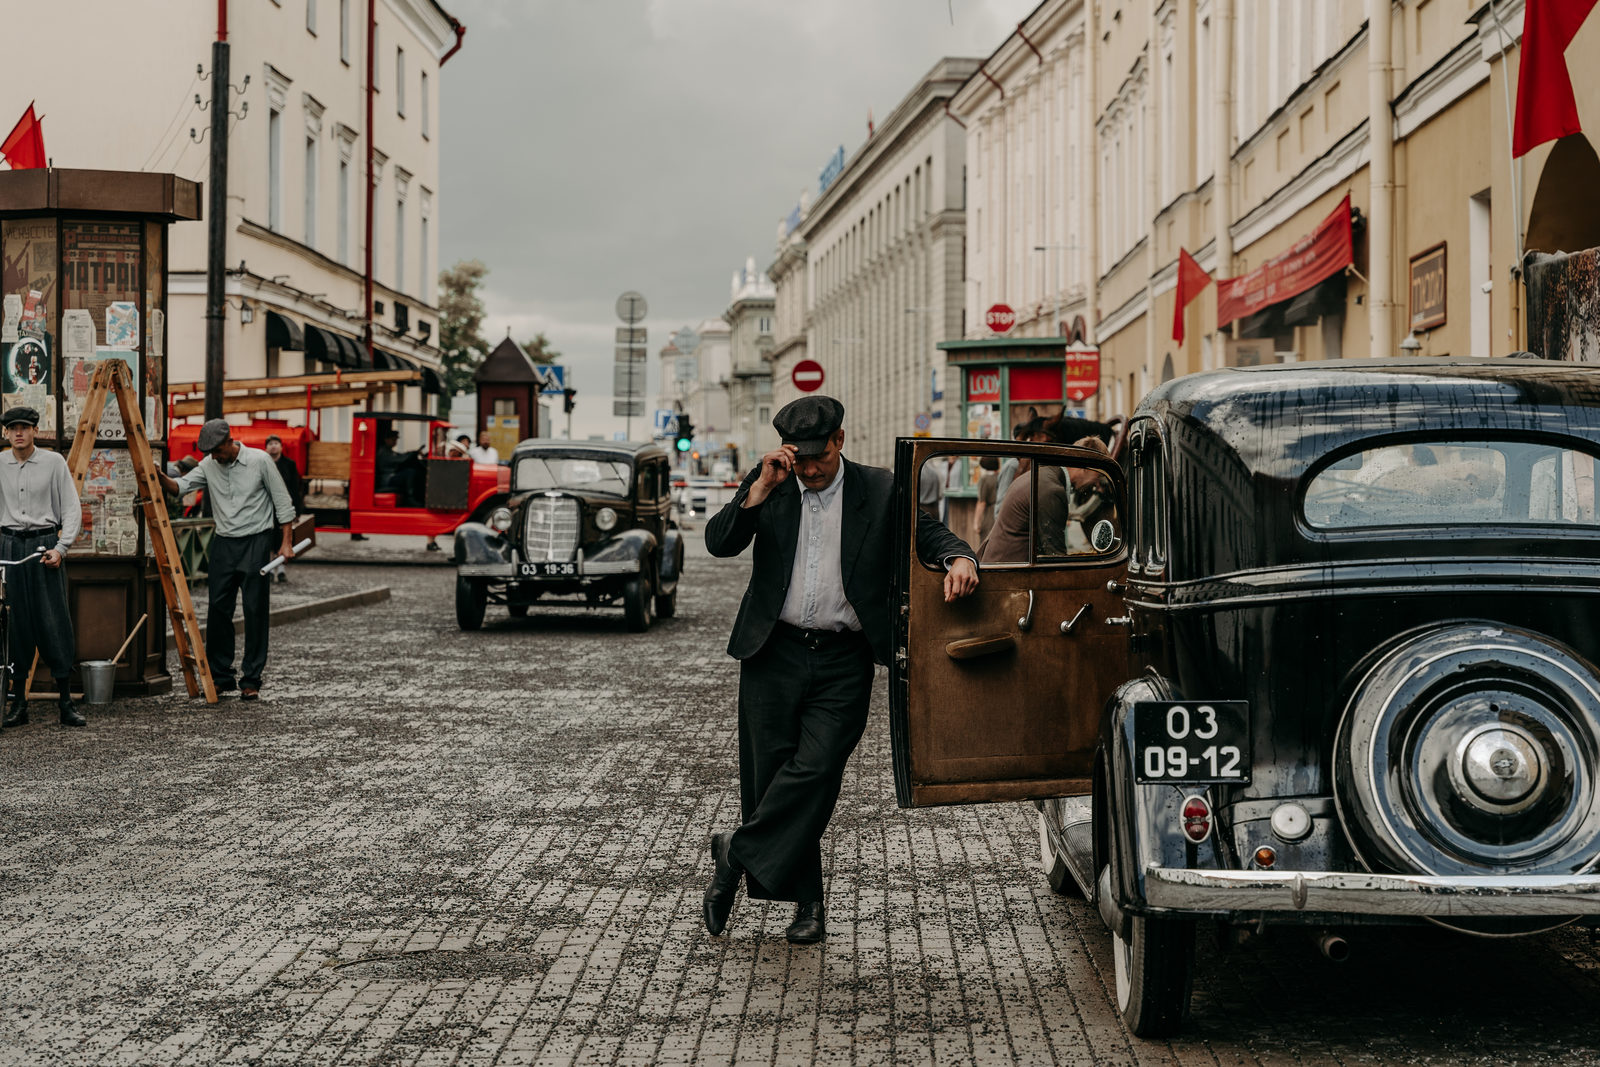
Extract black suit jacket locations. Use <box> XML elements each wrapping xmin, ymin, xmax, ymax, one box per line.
<box><xmin>705</xmin><ymin>457</ymin><xmax>973</xmax><ymax>665</ymax></box>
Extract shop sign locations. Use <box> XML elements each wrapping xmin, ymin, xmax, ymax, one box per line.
<box><xmin>1065</xmin><ymin>349</ymin><xmax>1100</xmax><ymax>402</ymax></box>
<box><xmin>1409</xmin><ymin>243</ymin><xmax>1447</xmax><ymax>332</ymax></box>
<box><xmin>1217</xmin><ymin>195</ymin><xmax>1354</xmax><ymax>328</ymax></box>
<box><xmin>818</xmin><ymin>146</ymin><xmax>847</xmax><ymax>196</ymax></box>
<box><xmin>966</xmin><ymin>366</ymin><xmax>1002</xmax><ymax>402</ymax></box>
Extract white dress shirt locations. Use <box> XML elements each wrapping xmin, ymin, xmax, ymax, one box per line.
<box><xmin>469</xmin><ymin>444</ymin><xmax>500</xmax><ymax>464</ymax></box>
<box><xmin>0</xmin><ymin>447</ymin><xmax>82</xmax><ymax>554</ymax></box>
<box><xmin>778</xmin><ymin>462</ymin><xmax>861</xmax><ymax>632</ymax></box>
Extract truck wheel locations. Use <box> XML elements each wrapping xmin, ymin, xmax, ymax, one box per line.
<box><xmin>1106</xmin><ymin>863</ymin><xmax>1194</xmax><ymax>1037</ymax></box>
<box><xmin>622</xmin><ymin>575</ymin><xmax>652</xmax><ymax>632</ymax></box>
<box><xmin>455</xmin><ymin>576</ymin><xmax>487</xmax><ymax>631</ymax></box>
<box><xmin>654</xmin><ymin>587</ymin><xmax>677</xmax><ymax>618</ymax></box>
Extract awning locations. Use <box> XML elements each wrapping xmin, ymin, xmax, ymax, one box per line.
<box><xmin>420</xmin><ymin>367</ymin><xmax>446</xmax><ymax>395</ymax></box>
<box><xmin>265</xmin><ymin>310</ymin><xmax>304</xmax><ymax>351</ymax></box>
<box><xmin>303</xmin><ymin>324</ymin><xmax>345</xmax><ymax>366</ymax></box>
<box><xmin>336</xmin><ymin>334</ymin><xmax>369</xmax><ymax>369</ymax></box>
<box><xmin>372</xmin><ymin>347</ymin><xmax>402</xmax><ymax>370</ymax></box>
<box><xmin>1282</xmin><ymin>273</ymin><xmax>1347</xmax><ymax>327</ymax></box>
<box><xmin>1218</xmin><ymin>194</ymin><xmax>1355</xmax><ymax>329</ymax></box>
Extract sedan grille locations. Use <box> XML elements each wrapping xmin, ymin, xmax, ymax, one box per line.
<box><xmin>523</xmin><ymin>495</ymin><xmax>580</xmax><ymax>562</ymax></box>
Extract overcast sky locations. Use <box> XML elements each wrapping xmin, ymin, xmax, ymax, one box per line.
<box><xmin>438</xmin><ymin>0</ymin><xmax>1038</xmax><ymax>439</ymax></box>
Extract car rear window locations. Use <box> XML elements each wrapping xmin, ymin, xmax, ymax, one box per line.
<box><xmin>1304</xmin><ymin>440</ymin><xmax>1600</xmax><ymax>529</ymax></box>
<box><xmin>515</xmin><ymin>457</ymin><xmax>631</xmax><ymax>496</ymax></box>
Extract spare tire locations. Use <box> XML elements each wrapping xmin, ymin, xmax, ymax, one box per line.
<box><xmin>1334</xmin><ymin>621</ymin><xmax>1600</xmax><ymax>880</ymax></box>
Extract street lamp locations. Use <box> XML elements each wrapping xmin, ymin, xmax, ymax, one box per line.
<box><xmin>1399</xmin><ymin>332</ymin><xmax>1423</xmax><ymax>355</ymax></box>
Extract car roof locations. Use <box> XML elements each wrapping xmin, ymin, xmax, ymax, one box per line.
<box><xmin>1141</xmin><ymin>358</ymin><xmax>1600</xmax><ymax>481</ymax></box>
<box><xmin>510</xmin><ymin>439</ymin><xmax>669</xmax><ymax>462</ymax></box>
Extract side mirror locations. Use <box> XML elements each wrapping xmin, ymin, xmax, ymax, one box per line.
<box><xmin>1090</xmin><ymin>518</ymin><xmax>1120</xmax><ymax>554</ymax></box>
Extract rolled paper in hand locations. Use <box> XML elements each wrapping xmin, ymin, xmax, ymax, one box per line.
<box><xmin>260</xmin><ymin>537</ymin><xmax>314</xmax><ymax>575</ymax></box>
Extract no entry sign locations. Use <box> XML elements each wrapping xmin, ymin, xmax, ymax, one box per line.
<box><xmin>791</xmin><ymin>359</ymin><xmax>825</xmax><ymax>392</ymax></box>
<box><xmin>985</xmin><ymin>303</ymin><xmax>1016</xmax><ymax>333</ymax></box>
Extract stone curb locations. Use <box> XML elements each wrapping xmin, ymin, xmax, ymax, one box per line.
<box><xmin>177</xmin><ymin>586</ymin><xmax>392</xmax><ymax>637</ymax></box>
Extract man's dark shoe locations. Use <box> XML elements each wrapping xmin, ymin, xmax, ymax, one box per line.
<box><xmin>58</xmin><ymin>697</ymin><xmax>85</xmax><ymax>728</ymax></box>
<box><xmin>703</xmin><ymin>832</ymin><xmax>742</xmax><ymax>936</ymax></box>
<box><xmin>785</xmin><ymin>901</ymin><xmax>826</xmax><ymax>945</ymax></box>
<box><xmin>3</xmin><ymin>697</ymin><xmax>27</xmax><ymax>728</ymax></box>
<box><xmin>240</xmin><ymin>687</ymin><xmax>260</xmax><ymax>701</ymax></box>
<box><xmin>350</xmin><ymin>533</ymin><xmax>368</xmax><ymax>541</ymax></box>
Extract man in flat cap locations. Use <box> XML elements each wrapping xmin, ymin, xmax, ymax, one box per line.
<box><xmin>0</xmin><ymin>406</ymin><xmax>86</xmax><ymax>729</ymax></box>
<box><xmin>703</xmin><ymin>395</ymin><xmax>979</xmax><ymax>943</ymax></box>
<box><xmin>157</xmin><ymin>419</ymin><xmax>295</xmax><ymax>700</ymax></box>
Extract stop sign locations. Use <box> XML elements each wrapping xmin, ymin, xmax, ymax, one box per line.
<box><xmin>791</xmin><ymin>359</ymin><xmax>825</xmax><ymax>393</ymax></box>
<box><xmin>985</xmin><ymin>303</ymin><xmax>1016</xmax><ymax>333</ymax></box>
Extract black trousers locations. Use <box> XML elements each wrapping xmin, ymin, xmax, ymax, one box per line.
<box><xmin>2</xmin><ymin>529</ymin><xmax>74</xmax><ymax>686</ymax></box>
<box><xmin>729</xmin><ymin>626</ymin><xmax>875</xmax><ymax>903</ymax></box>
<box><xmin>207</xmin><ymin>529</ymin><xmax>274</xmax><ymax>689</ymax></box>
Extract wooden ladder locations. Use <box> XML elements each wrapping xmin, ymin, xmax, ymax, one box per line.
<box><xmin>65</xmin><ymin>360</ymin><xmax>216</xmax><ymax>703</ymax></box>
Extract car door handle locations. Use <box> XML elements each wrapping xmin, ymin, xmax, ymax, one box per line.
<box><xmin>945</xmin><ymin>633</ymin><xmax>1017</xmax><ymax>660</ymax></box>
<box><xmin>1017</xmin><ymin>589</ymin><xmax>1036</xmax><ymax>632</ymax></box>
<box><xmin>1105</xmin><ymin>615</ymin><xmax>1133</xmax><ymax>627</ymax></box>
<box><xmin>1059</xmin><ymin>602</ymin><xmax>1092</xmax><ymax>635</ymax></box>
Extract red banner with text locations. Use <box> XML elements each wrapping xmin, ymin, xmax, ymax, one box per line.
<box><xmin>1216</xmin><ymin>195</ymin><xmax>1354</xmax><ymax>328</ymax></box>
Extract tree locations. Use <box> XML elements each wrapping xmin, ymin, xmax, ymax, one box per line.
<box><xmin>521</xmin><ymin>332</ymin><xmax>563</xmax><ymax>366</ymax></box>
<box><xmin>438</xmin><ymin>259</ymin><xmax>490</xmax><ymax>396</ymax></box>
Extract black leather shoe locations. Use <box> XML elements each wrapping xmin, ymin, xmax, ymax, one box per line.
<box><xmin>703</xmin><ymin>832</ymin><xmax>742</xmax><ymax>936</ymax></box>
<box><xmin>58</xmin><ymin>697</ymin><xmax>85</xmax><ymax>728</ymax></box>
<box><xmin>2</xmin><ymin>697</ymin><xmax>26</xmax><ymax>728</ymax></box>
<box><xmin>785</xmin><ymin>901</ymin><xmax>826</xmax><ymax>945</ymax></box>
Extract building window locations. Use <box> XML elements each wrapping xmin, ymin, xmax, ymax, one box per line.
<box><xmin>396</xmin><ymin>48</ymin><xmax>406</xmax><ymax>116</ymax></box>
<box><xmin>304</xmin><ymin>135</ymin><xmax>317</xmax><ymax>247</ymax></box>
<box><xmin>339</xmin><ymin>0</ymin><xmax>349</xmax><ymax>62</ymax></box>
<box><xmin>395</xmin><ymin>197</ymin><xmax>406</xmax><ymax>292</ymax></box>
<box><xmin>337</xmin><ymin>158</ymin><xmax>350</xmax><ymax>264</ymax></box>
<box><xmin>421</xmin><ymin>71</ymin><xmax>430</xmax><ymax>139</ymax></box>
<box><xmin>420</xmin><ymin>190</ymin><xmax>433</xmax><ymax>303</ymax></box>
<box><xmin>268</xmin><ymin>107</ymin><xmax>283</xmax><ymax>232</ymax></box>
<box><xmin>758</xmin><ymin>316</ymin><xmax>771</xmax><ymax>334</ymax></box>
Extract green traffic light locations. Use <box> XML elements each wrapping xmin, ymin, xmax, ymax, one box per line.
<box><xmin>676</xmin><ymin>437</ymin><xmax>691</xmax><ymax>452</ymax></box>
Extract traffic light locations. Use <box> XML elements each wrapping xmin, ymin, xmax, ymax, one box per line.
<box><xmin>562</xmin><ymin>387</ymin><xmax>577</xmax><ymax>414</ymax></box>
<box><xmin>675</xmin><ymin>415</ymin><xmax>694</xmax><ymax>453</ymax></box>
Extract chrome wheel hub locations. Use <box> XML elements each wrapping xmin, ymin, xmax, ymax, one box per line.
<box><xmin>1453</xmin><ymin>724</ymin><xmax>1545</xmax><ymax>812</ymax></box>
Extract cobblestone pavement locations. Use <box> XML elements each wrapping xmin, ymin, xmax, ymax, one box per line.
<box><xmin>5</xmin><ymin>532</ymin><xmax>1600</xmax><ymax>1065</ymax></box>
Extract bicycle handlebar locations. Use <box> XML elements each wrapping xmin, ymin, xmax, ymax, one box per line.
<box><xmin>0</xmin><ymin>549</ymin><xmax>47</xmax><ymax>567</ymax></box>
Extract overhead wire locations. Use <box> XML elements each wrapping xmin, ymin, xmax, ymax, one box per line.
<box><xmin>141</xmin><ymin>70</ymin><xmax>201</xmax><ymax>172</ymax></box>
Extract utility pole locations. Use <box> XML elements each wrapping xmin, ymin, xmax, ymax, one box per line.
<box><xmin>203</xmin><ymin>0</ymin><xmax>231</xmax><ymax>421</ymax></box>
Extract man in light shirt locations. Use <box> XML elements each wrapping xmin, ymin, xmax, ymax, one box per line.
<box><xmin>157</xmin><ymin>419</ymin><xmax>295</xmax><ymax>701</ymax></box>
<box><xmin>0</xmin><ymin>406</ymin><xmax>85</xmax><ymax>728</ymax></box>
<box><xmin>469</xmin><ymin>430</ymin><xmax>500</xmax><ymax>465</ymax></box>
<box><xmin>702</xmin><ymin>396</ymin><xmax>979</xmax><ymax>944</ymax></box>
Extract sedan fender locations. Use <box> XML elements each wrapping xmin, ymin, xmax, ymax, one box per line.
<box><xmin>585</xmin><ymin>527</ymin><xmax>658</xmax><ymax>575</ymax></box>
<box><xmin>658</xmin><ymin>523</ymin><xmax>684</xmax><ymax>592</ymax></box>
<box><xmin>454</xmin><ymin>522</ymin><xmax>511</xmax><ymax>567</ymax></box>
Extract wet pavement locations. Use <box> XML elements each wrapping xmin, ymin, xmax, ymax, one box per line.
<box><xmin>4</xmin><ymin>531</ymin><xmax>1600</xmax><ymax>1064</ymax></box>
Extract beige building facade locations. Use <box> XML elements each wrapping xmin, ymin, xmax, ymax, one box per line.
<box><xmin>723</xmin><ymin>258</ymin><xmax>776</xmax><ymax>461</ymax></box>
<box><xmin>767</xmin><ymin>57</ymin><xmax>979</xmax><ymax>468</ymax></box>
<box><xmin>5</xmin><ymin>0</ymin><xmax>459</xmax><ymax>434</ymax></box>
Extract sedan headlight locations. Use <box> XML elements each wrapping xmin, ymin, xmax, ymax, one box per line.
<box><xmin>488</xmin><ymin>507</ymin><xmax>513</xmax><ymax>533</ymax></box>
<box><xmin>595</xmin><ymin>507</ymin><xmax>618</xmax><ymax>531</ymax></box>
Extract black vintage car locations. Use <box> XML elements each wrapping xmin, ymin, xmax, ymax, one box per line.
<box><xmin>893</xmin><ymin>358</ymin><xmax>1600</xmax><ymax>1036</ymax></box>
<box><xmin>453</xmin><ymin>440</ymin><xmax>685</xmax><ymax>632</ymax></box>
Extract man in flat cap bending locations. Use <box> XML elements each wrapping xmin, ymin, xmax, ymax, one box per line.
<box><xmin>157</xmin><ymin>419</ymin><xmax>295</xmax><ymax>701</ymax></box>
<box><xmin>703</xmin><ymin>395</ymin><xmax>979</xmax><ymax>943</ymax></box>
<box><xmin>0</xmin><ymin>406</ymin><xmax>86</xmax><ymax>729</ymax></box>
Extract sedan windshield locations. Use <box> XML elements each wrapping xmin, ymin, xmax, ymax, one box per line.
<box><xmin>1304</xmin><ymin>439</ymin><xmax>1600</xmax><ymax>529</ymax></box>
<box><xmin>515</xmin><ymin>457</ymin><xmax>632</xmax><ymax>496</ymax></box>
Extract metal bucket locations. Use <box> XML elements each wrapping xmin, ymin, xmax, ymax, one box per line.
<box><xmin>78</xmin><ymin>660</ymin><xmax>116</xmax><ymax>705</ymax></box>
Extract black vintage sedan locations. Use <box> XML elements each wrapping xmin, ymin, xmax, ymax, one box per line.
<box><xmin>453</xmin><ymin>440</ymin><xmax>685</xmax><ymax>632</ymax></box>
<box><xmin>892</xmin><ymin>358</ymin><xmax>1600</xmax><ymax>1036</ymax></box>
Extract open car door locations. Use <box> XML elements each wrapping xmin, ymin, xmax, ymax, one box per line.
<box><xmin>890</xmin><ymin>437</ymin><xmax>1130</xmax><ymax>807</ymax></box>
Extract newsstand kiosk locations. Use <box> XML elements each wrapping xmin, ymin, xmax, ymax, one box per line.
<box><xmin>0</xmin><ymin>168</ymin><xmax>202</xmax><ymax>696</ymax></box>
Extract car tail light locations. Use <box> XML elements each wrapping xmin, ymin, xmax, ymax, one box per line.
<box><xmin>1179</xmin><ymin>795</ymin><xmax>1212</xmax><ymax>843</ymax></box>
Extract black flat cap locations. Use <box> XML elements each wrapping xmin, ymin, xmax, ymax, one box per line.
<box><xmin>1</xmin><ymin>406</ymin><xmax>39</xmax><ymax>427</ymax></box>
<box><xmin>773</xmin><ymin>395</ymin><xmax>844</xmax><ymax>456</ymax></box>
<box><xmin>196</xmin><ymin>418</ymin><xmax>232</xmax><ymax>452</ymax></box>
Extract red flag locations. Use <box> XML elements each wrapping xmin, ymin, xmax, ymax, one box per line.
<box><xmin>0</xmin><ymin>103</ymin><xmax>45</xmax><ymax>170</ymax></box>
<box><xmin>1513</xmin><ymin>0</ymin><xmax>1599</xmax><ymax>157</ymax></box>
<box><xmin>1172</xmin><ymin>248</ymin><xmax>1212</xmax><ymax>344</ymax></box>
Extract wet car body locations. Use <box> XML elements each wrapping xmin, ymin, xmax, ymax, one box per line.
<box><xmin>891</xmin><ymin>358</ymin><xmax>1600</xmax><ymax>1035</ymax></box>
<box><xmin>453</xmin><ymin>440</ymin><xmax>684</xmax><ymax>632</ymax></box>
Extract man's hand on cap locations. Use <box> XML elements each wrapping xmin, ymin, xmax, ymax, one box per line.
<box><xmin>743</xmin><ymin>446</ymin><xmax>795</xmax><ymax>508</ymax></box>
